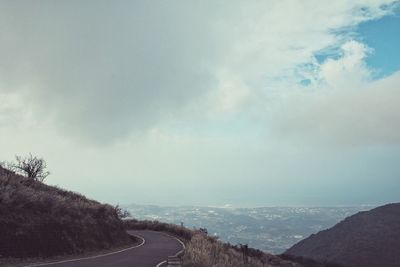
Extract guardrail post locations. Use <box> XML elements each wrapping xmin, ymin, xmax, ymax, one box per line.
<box><xmin>167</xmin><ymin>256</ymin><xmax>182</xmax><ymax>267</ymax></box>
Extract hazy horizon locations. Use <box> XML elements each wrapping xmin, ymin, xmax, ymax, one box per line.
<box><xmin>123</xmin><ymin>202</ymin><xmax>380</xmax><ymax>209</ymax></box>
<box><xmin>1</xmin><ymin>1</ymin><xmax>399</xmax><ymax>207</ymax></box>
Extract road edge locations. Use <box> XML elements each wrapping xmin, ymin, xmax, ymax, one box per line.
<box><xmin>155</xmin><ymin>233</ymin><xmax>186</xmax><ymax>267</ymax></box>
<box><xmin>21</xmin><ymin>234</ymin><xmax>146</xmax><ymax>267</ymax></box>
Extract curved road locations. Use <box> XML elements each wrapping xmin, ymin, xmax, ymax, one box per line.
<box><xmin>24</xmin><ymin>230</ymin><xmax>184</xmax><ymax>267</ymax></box>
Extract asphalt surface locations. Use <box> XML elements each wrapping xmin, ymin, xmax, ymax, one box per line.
<box><xmin>24</xmin><ymin>230</ymin><xmax>184</xmax><ymax>267</ymax></box>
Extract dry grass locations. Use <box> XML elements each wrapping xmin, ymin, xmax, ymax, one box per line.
<box><xmin>182</xmin><ymin>233</ymin><xmax>301</xmax><ymax>267</ymax></box>
<box><xmin>0</xmin><ymin>166</ymin><xmax>131</xmax><ymax>258</ymax></box>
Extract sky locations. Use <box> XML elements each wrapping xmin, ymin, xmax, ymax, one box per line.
<box><xmin>0</xmin><ymin>1</ymin><xmax>399</xmax><ymax>207</ymax></box>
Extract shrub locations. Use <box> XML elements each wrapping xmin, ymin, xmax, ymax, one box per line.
<box><xmin>124</xmin><ymin>219</ymin><xmax>194</xmax><ymax>241</ymax></box>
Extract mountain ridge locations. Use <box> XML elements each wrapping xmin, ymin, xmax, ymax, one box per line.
<box><xmin>284</xmin><ymin>203</ymin><xmax>400</xmax><ymax>267</ymax></box>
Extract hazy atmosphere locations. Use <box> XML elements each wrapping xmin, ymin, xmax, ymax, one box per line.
<box><xmin>1</xmin><ymin>0</ymin><xmax>399</xmax><ymax>206</ymax></box>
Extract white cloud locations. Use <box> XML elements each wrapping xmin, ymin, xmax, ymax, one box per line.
<box><xmin>319</xmin><ymin>41</ymin><xmax>372</xmax><ymax>88</ymax></box>
<box><xmin>271</xmin><ymin>40</ymin><xmax>400</xmax><ymax>145</ymax></box>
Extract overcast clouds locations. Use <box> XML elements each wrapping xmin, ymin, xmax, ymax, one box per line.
<box><xmin>0</xmin><ymin>1</ymin><xmax>399</xmax><ymax>206</ymax></box>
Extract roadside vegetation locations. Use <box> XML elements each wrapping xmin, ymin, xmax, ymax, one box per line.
<box><xmin>0</xmin><ymin>156</ymin><xmax>132</xmax><ymax>260</ymax></box>
<box><xmin>182</xmin><ymin>233</ymin><xmax>301</xmax><ymax>267</ymax></box>
<box><xmin>124</xmin><ymin>219</ymin><xmax>194</xmax><ymax>241</ymax></box>
<box><xmin>124</xmin><ymin>219</ymin><xmax>301</xmax><ymax>267</ymax></box>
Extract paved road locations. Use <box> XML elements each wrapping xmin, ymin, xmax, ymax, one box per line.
<box><xmin>24</xmin><ymin>230</ymin><xmax>184</xmax><ymax>267</ymax></box>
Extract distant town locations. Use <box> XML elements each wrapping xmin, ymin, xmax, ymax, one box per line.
<box><xmin>125</xmin><ymin>205</ymin><xmax>372</xmax><ymax>253</ymax></box>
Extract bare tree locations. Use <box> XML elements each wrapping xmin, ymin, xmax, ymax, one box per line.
<box><xmin>11</xmin><ymin>153</ymin><xmax>50</xmax><ymax>182</ymax></box>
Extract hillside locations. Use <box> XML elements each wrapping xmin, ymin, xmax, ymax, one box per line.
<box><xmin>0</xmin><ymin>166</ymin><xmax>131</xmax><ymax>258</ymax></box>
<box><xmin>284</xmin><ymin>203</ymin><xmax>400</xmax><ymax>267</ymax></box>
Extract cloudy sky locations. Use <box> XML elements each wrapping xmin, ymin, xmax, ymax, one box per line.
<box><xmin>1</xmin><ymin>1</ymin><xmax>399</xmax><ymax>207</ymax></box>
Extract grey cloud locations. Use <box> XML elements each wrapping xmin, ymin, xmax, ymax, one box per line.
<box><xmin>0</xmin><ymin>1</ymin><xmax>224</xmax><ymax>142</ymax></box>
<box><xmin>0</xmin><ymin>1</ymin><xmax>396</xmax><ymax>144</ymax></box>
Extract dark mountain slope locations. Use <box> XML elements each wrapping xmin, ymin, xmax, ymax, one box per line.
<box><xmin>284</xmin><ymin>203</ymin><xmax>400</xmax><ymax>267</ymax></box>
<box><xmin>0</xmin><ymin>166</ymin><xmax>131</xmax><ymax>258</ymax></box>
